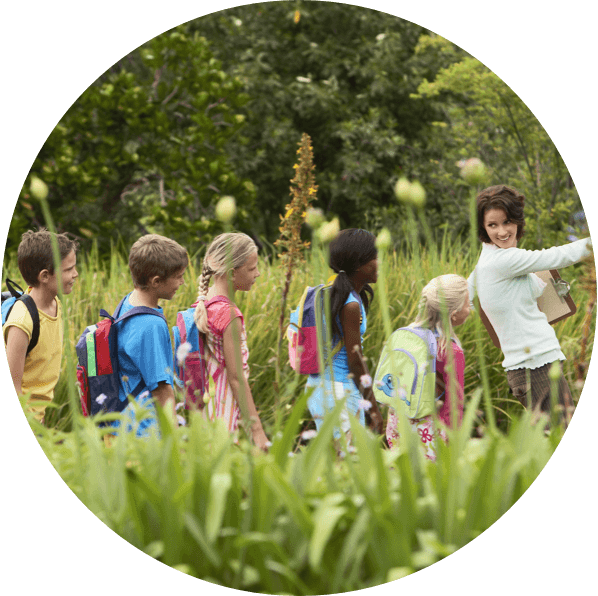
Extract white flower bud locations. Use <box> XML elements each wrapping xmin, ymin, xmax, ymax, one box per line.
<box><xmin>317</xmin><ymin>217</ymin><xmax>340</xmax><ymax>243</ymax></box>
<box><xmin>394</xmin><ymin>177</ymin><xmax>412</xmax><ymax>202</ymax></box>
<box><xmin>458</xmin><ymin>157</ymin><xmax>487</xmax><ymax>185</ymax></box>
<box><xmin>215</xmin><ymin>195</ymin><xmax>236</xmax><ymax>223</ymax></box>
<box><xmin>376</xmin><ymin>228</ymin><xmax>392</xmax><ymax>250</ymax></box>
<box><xmin>30</xmin><ymin>176</ymin><xmax>49</xmax><ymax>201</ymax></box>
<box><xmin>409</xmin><ymin>181</ymin><xmax>426</xmax><ymax>208</ymax></box>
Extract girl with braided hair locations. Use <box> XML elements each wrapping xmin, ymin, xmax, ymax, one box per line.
<box><xmin>191</xmin><ymin>232</ymin><xmax>269</xmax><ymax>450</ymax></box>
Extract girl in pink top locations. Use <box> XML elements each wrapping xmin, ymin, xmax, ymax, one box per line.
<box><xmin>193</xmin><ymin>233</ymin><xmax>269</xmax><ymax>450</ymax></box>
<box><xmin>386</xmin><ymin>274</ymin><xmax>470</xmax><ymax>460</ymax></box>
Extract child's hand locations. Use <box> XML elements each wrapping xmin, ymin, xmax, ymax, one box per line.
<box><xmin>366</xmin><ymin>403</ymin><xmax>384</xmax><ymax>435</ymax></box>
<box><xmin>252</xmin><ymin>425</ymin><xmax>270</xmax><ymax>452</ymax></box>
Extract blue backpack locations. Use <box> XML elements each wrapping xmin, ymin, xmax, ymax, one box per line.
<box><xmin>75</xmin><ymin>296</ymin><xmax>166</xmax><ymax>417</ymax></box>
<box><xmin>1</xmin><ymin>278</ymin><xmax>40</xmax><ymax>354</ymax></box>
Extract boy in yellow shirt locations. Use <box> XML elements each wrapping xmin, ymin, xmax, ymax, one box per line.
<box><xmin>4</xmin><ymin>229</ymin><xmax>79</xmax><ymax>421</ymax></box>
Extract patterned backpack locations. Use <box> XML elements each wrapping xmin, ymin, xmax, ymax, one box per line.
<box><xmin>287</xmin><ymin>282</ymin><xmax>352</xmax><ymax>374</ymax></box>
<box><xmin>172</xmin><ymin>297</ymin><xmax>226</xmax><ymax>409</ymax></box>
<box><xmin>76</xmin><ymin>296</ymin><xmax>166</xmax><ymax>417</ymax></box>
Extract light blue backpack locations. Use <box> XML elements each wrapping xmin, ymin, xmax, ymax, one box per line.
<box><xmin>1</xmin><ymin>278</ymin><xmax>40</xmax><ymax>355</ymax></box>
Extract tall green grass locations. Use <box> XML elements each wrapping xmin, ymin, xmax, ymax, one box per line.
<box><xmin>3</xmin><ymin>233</ymin><xmax>591</xmax><ymax>433</ymax></box>
<box><xmin>2</xmin><ymin>224</ymin><xmax>594</xmax><ymax>593</ymax></box>
<box><xmin>26</xmin><ymin>384</ymin><xmax>555</xmax><ymax>593</ymax></box>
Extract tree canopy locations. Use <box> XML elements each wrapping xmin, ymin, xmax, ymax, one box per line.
<box><xmin>7</xmin><ymin>1</ymin><xmax>580</xmax><ymax>257</ymax></box>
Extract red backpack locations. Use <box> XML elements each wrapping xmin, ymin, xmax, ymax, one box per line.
<box><xmin>76</xmin><ymin>296</ymin><xmax>166</xmax><ymax>417</ymax></box>
<box><xmin>172</xmin><ymin>297</ymin><xmax>227</xmax><ymax>409</ymax></box>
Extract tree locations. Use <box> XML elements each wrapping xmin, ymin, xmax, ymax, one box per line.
<box><xmin>411</xmin><ymin>35</ymin><xmax>579</xmax><ymax>246</ymax></box>
<box><xmin>10</xmin><ymin>27</ymin><xmax>256</xmax><ymax>256</ymax></box>
<box><xmin>191</xmin><ymin>2</ymin><xmax>442</xmax><ymax>237</ymax></box>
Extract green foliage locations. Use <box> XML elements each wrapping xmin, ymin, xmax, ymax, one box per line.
<box><xmin>6</xmin><ymin>183</ymin><xmax>593</xmax><ymax>591</ymax></box>
<box><xmin>411</xmin><ymin>40</ymin><xmax>580</xmax><ymax>247</ymax></box>
<box><xmin>7</xmin><ymin>3</ymin><xmax>579</xmax><ymax>258</ymax></box>
<box><xmin>191</xmin><ymin>2</ymin><xmax>441</xmax><ymax>236</ymax></box>
<box><xmin>28</xmin><ymin>382</ymin><xmax>556</xmax><ymax>592</ymax></box>
<box><xmin>10</xmin><ymin>26</ymin><xmax>255</xmax><ymax>256</ymax></box>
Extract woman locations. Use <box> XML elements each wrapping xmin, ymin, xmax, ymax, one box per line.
<box><xmin>468</xmin><ymin>185</ymin><xmax>592</xmax><ymax>419</ymax></box>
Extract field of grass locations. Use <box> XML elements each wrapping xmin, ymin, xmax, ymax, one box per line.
<box><xmin>1</xmin><ymin>229</ymin><xmax>594</xmax><ymax>593</ymax></box>
<box><xmin>3</xmin><ymin>232</ymin><xmax>592</xmax><ymax>434</ymax></box>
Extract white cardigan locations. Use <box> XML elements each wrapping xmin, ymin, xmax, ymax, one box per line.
<box><xmin>468</xmin><ymin>238</ymin><xmax>592</xmax><ymax>370</ymax></box>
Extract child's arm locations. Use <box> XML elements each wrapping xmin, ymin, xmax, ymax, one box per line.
<box><xmin>340</xmin><ymin>302</ymin><xmax>384</xmax><ymax>434</ymax></box>
<box><xmin>436</xmin><ymin>345</ymin><xmax>466</xmax><ymax>428</ymax></box>
<box><xmin>152</xmin><ymin>381</ymin><xmax>176</xmax><ymax>418</ymax></box>
<box><xmin>223</xmin><ymin>318</ymin><xmax>269</xmax><ymax>450</ymax></box>
<box><xmin>5</xmin><ymin>326</ymin><xmax>29</xmax><ymax>395</ymax></box>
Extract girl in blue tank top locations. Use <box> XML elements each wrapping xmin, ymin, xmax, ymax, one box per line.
<box><xmin>306</xmin><ymin>229</ymin><xmax>383</xmax><ymax>441</ymax></box>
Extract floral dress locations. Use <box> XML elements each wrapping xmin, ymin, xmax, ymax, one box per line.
<box><xmin>201</xmin><ymin>296</ymin><xmax>249</xmax><ymax>433</ymax></box>
<box><xmin>386</xmin><ymin>339</ymin><xmax>465</xmax><ymax>461</ymax></box>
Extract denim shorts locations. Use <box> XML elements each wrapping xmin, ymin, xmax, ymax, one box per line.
<box><xmin>306</xmin><ymin>376</ymin><xmax>365</xmax><ymax>438</ymax></box>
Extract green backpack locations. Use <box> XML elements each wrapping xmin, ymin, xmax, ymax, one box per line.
<box><xmin>372</xmin><ymin>327</ymin><xmax>438</xmax><ymax>419</ymax></box>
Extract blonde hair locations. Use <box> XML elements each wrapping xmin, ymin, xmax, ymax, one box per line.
<box><xmin>411</xmin><ymin>274</ymin><xmax>469</xmax><ymax>353</ymax></box>
<box><xmin>129</xmin><ymin>234</ymin><xmax>188</xmax><ymax>290</ymax></box>
<box><xmin>194</xmin><ymin>232</ymin><xmax>258</xmax><ymax>332</ymax></box>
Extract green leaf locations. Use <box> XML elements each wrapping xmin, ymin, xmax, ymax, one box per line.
<box><xmin>206</xmin><ymin>473</ymin><xmax>233</xmax><ymax>543</ymax></box>
<box><xmin>308</xmin><ymin>503</ymin><xmax>346</xmax><ymax>571</ymax></box>
<box><xmin>183</xmin><ymin>513</ymin><xmax>221</xmax><ymax>567</ymax></box>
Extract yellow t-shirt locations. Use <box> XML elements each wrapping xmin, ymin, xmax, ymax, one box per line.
<box><xmin>3</xmin><ymin>293</ymin><xmax>63</xmax><ymax>415</ymax></box>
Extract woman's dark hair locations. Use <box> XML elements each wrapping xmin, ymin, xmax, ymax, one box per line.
<box><xmin>328</xmin><ymin>229</ymin><xmax>377</xmax><ymax>341</ymax></box>
<box><xmin>476</xmin><ymin>185</ymin><xmax>526</xmax><ymax>243</ymax></box>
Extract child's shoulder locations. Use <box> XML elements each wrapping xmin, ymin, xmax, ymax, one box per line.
<box><xmin>3</xmin><ymin>299</ymin><xmax>34</xmax><ymax>337</ymax></box>
<box><xmin>206</xmin><ymin>296</ymin><xmax>244</xmax><ymax>334</ymax></box>
<box><xmin>117</xmin><ymin>294</ymin><xmax>168</xmax><ymax>333</ymax></box>
<box><xmin>344</xmin><ymin>291</ymin><xmax>362</xmax><ymax>307</ymax></box>
<box><xmin>437</xmin><ymin>337</ymin><xmax>465</xmax><ymax>361</ymax></box>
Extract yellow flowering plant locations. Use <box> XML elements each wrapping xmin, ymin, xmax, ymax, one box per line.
<box><xmin>274</xmin><ymin>132</ymin><xmax>319</xmax><ymax>389</ymax></box>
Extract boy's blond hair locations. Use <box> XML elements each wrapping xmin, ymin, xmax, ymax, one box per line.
<box><xmin>17</xmin><ymin>229</ymin><xmax>79</xmax><ymax>287</ymax></box>
<box><xmin>194</xmin><ymin>232</ymin><xmax>257</xmax><ymax>333</ymax></box>
<box><xmin>411</xmin><ymin>274</ymin><xmax>469</xmax><ymax>353</ymax></box>
<box><xmin>129</xmin><ymin>234</ymin><xmax>189</xmax><ymax>290</ymax></box>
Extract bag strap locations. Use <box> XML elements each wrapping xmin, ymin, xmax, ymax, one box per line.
<box><xmin>18</xmin><ymin>295</ymin><xmax>40</xmax><ymax>355</ymax></box>
<box><xmin>3</xmin><ymin>281</ymin><xmax>40</xmax><ymax>354</ymax></box>
<box><xmin>103</xmin><ymin>295</ymin><xmax>167</xmax><ymax>325</ymax></box>
<box><xmin>400</xmin><ymin>326</ymin><xmax>438</xmax><ymax>372</ymax></box>
<box><xmin>314</xmin><ymin>284</ymin><xmax>343</xmax><ymax>370</ymax></box>
<box><xmin>108</xmin><ymin>296</ymin><xmax>166</xmax><ymax>401</ymax></box>
<box><xmin>6</xmin><ymin>278</ymin><xmax>25</xmax><ymax>298</ymax></box>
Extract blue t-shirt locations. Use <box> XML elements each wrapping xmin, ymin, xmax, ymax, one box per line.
<box><xmin>113</xmin><ymin>294</ymin><xmax>173</xmax><ymax>436</ymax></box>
<box><xmin>308</xmin><ymin>291</ymin><xmax>367</xmax><ymax>382</ymax></box>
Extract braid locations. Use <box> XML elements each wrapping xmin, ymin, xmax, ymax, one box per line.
<box><xmin>194</xmin><ymin>261</ymin><xmax>214</xmax><ymax>333</ymax></box>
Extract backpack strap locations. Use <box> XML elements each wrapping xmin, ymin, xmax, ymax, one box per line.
<box><xmin>20</xmin><ymin>295</ymin><xmax>40</xmax><ymax>354</ymax></box>
<box><xmin>3</xmin><ymin>291</ymin><xmax>40</xmax><ymax>355</ymax></box>
<box><xmin>107</xmin><ymin>295</ymin><xmax>167</xmax><ymax>325</ymax></box>
<box><xmin>6</xmin><ymin>278</ymin><xmax>25</xmax><ymax>298</ymax></box>
<box><xmin>314</xmin><ymin>284</ymin><xmax>343</xmax><ymax>365</ymax></box>
<box><xmin>104</xmin><ymin>296</ymin><xmax>167</xmax><ymax>400</ymax></box>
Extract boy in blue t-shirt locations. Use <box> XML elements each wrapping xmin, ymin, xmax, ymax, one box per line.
<box><xmin>113</xmin><ymin>234</ymin><xmax>188</xmax><ymax>436</ymax></box>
